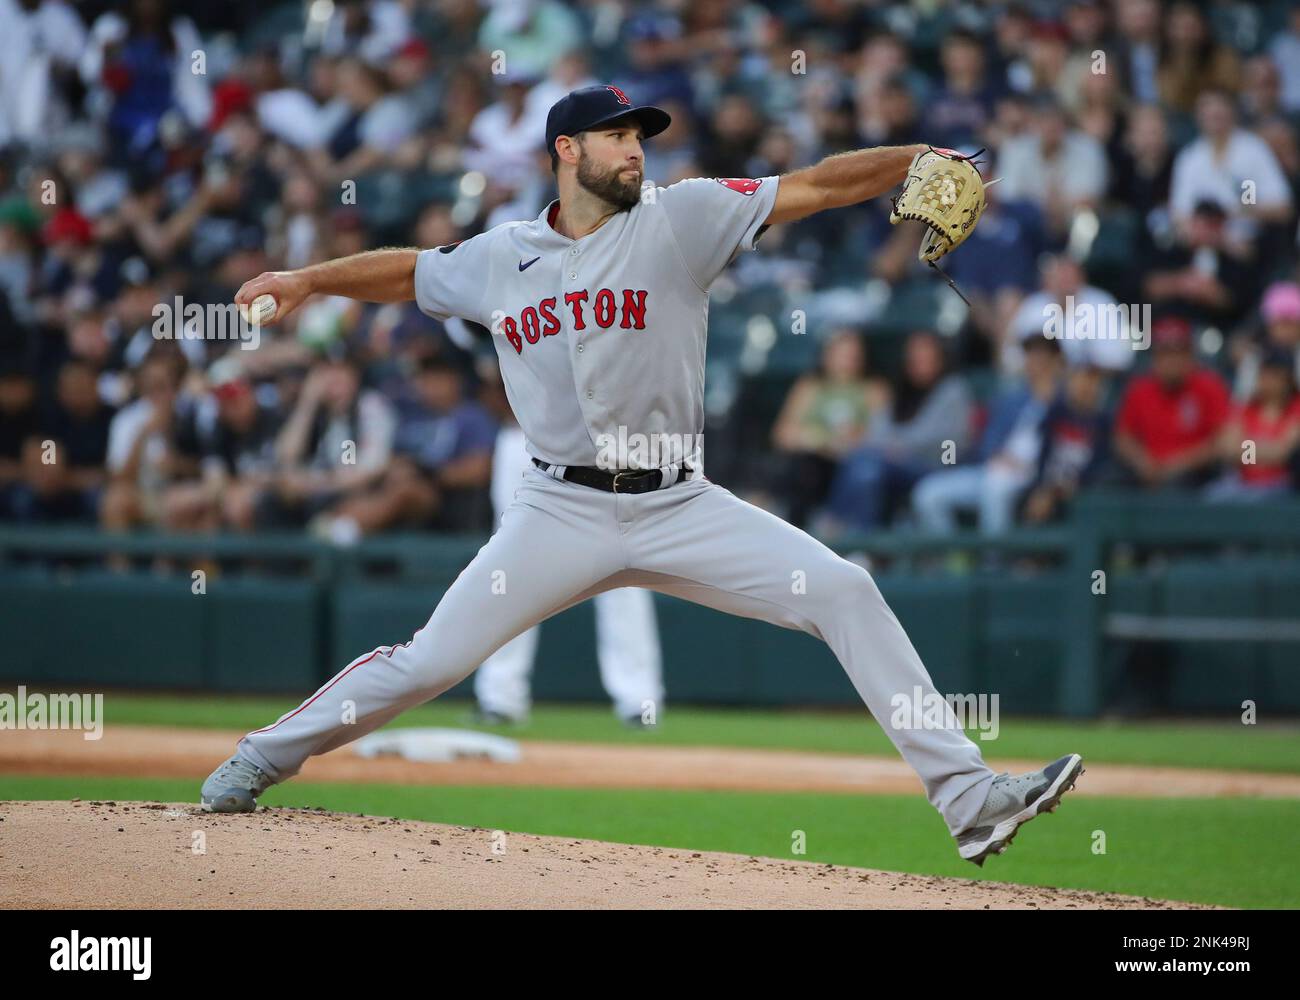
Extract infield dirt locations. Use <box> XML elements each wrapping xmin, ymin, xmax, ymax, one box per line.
<box><xmin>0</xmin><ymin>800</ymin><xmax>1213</xmax><ymax>909</ymax></box>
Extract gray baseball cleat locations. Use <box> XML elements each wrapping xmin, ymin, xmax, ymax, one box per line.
<box><xmin>956</xmin><ymin>753</ymin><xmax>1084</xmax><ymax>867</ymax></box>
<box><xmin>200</xmin><ymin>754</ymin><xmax>275</xmax><ymax>813</ymax></box>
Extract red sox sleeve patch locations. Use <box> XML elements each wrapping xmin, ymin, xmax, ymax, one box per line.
<box><xmin>715</xmin><ymin>177</ymin><xmax>763</xmax><ymax>196</ymax></box>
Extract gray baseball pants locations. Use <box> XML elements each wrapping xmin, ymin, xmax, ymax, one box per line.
<box><xmin>238</xmin><ymin>465</ymin><xmax>995</xmax><ymax>835</ymax></box>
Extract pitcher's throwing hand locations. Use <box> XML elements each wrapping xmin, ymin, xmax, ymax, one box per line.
<box><xmin>234</xmin><ymin>271</ymin><xmax>310</xmax><ymax>326</ymax></box>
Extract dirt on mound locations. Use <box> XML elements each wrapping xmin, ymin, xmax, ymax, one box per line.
<box><xmin>0</xmin><ymin>800</ymin><xmax>1209</xmax><ymax>910</ymax></box>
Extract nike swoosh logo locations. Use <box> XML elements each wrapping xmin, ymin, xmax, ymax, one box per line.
<box><xmin>519</xmin><ymin>256</ymin><xmax>541</xmax><ymax>272</ymax></box>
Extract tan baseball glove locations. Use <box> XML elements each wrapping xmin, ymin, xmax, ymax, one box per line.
<box><xmin>889</xmin><ymin>147</ymin><xmax>988</xmax><ymax>264</ymax></box>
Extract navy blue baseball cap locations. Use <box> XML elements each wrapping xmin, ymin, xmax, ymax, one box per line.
<box><xmin>545</xmin><ymin>85</ymin><xmax>672</xmax><ymax>159</ymax></box>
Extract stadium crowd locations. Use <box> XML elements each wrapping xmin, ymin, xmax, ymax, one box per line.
<box><xmin>1</xmin><ymin>0</ymin><xmax>1299</xmax><ymax>551</ymax></box>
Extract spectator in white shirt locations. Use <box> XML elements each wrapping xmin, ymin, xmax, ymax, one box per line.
<box><xmin>464</xmin><ymin>72</ymin><xmax>544</xmax><ymax>191</ymax></box>
<box><xmin>252</xmin><ymin>50</ymin><xmax>349</xmax><ymax>152</ymax></box>
<box><xmin>465</xmin><ymin>71</ymin><xmax>553</xmax><ymax>224</ymax></box>
<box><xmin>1169</xmin><ymin>89</ymin><xmax>1292</xmax><ymax>244</ymax></box>
<box><xmin>1006</xmin><ymin>255</ymin><xmax>1137</xmax><ymax>376</ymax></box>
<box><xmin>102</xmin><ymin>350</ymin><xmax>194</xmax><ymax>537</ymax></box>
<box><xmin>258</xmin><ymin>352</ymin><xmax>396</xmax><ymax>531</ymax></box>
<box><xmin>523</xmin><ymin>51</ymin><xmax>597</xmax><ymax>145</ymax></box>
<box><xmin>996</xmin><ymin>97</ymin><xmax>1108</xmax><ymax>241</ymax></box>
<box><xmin>0</xmin><ymin>0</ymin><xmax>87</xmax><ymax>147</ymax></box>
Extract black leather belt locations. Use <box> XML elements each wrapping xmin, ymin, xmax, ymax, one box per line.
<box><xmin>532</xmin><ymin>457</ymin><xmax>693</xmax><ymax>494</ymax></box>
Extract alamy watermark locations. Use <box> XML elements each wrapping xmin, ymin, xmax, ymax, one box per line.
<box><xmin>152</xmin><ymin>298</ymin><xmax>263</xmax><ymax>351</ymax></box>
<box><xmin>50</xmin><ymin>931</ymin><xmax>150</xmax><ymax>980</ymax></box>
<box><xmin>594</xmin><ymin>426</ymin><xmax>701</xmax><ymax>472</ymax></box>
<box><xmin>888</xmin><ymin>686</ymin><xmax>999</xmax><ymax>741</ymax></box>
<box><xmin>0</xmin><ymin>686</ymin><xmax>103</xmax><ymax>740</ymax></box>
<box><xmin>1042</xmin><ymin>296</ymin><xmax>1151</xmax><ymax>352</ymax></box>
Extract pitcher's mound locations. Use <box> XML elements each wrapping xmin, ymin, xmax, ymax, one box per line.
<box><xmin>0</xmin><ymin>800</ymin><xmax>1206</xmax><ymax>910</ymax></box>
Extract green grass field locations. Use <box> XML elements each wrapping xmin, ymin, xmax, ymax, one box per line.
<box><xmin>69</xmin><ymin>691</ymin><xmax>1300</xmax><ymax>773</ymax></box>
<box><xmin>4</xmin><ymin>691</ymin><xmax>1298</xmax><ymax>908</ymax></box>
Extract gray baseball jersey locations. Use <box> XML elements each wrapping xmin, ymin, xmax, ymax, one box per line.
<box><xmin>235</xmin><ymin>175</ymin><xmax>999</xmax><ymax>839</ymax></box>
<box><xmin>413</xmin><ymin>176</ymin><xmax>778</xmax><ymax>471</ymax></box>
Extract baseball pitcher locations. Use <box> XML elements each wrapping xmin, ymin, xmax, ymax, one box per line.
<box><xmin>205</xmin><ymin>86</ymin><xmax>1082</xmax><ymax>866</ymax></box>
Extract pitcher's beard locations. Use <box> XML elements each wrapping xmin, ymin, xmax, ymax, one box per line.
<box><xmin>576</xmin><ymin>157</ymin><xmax>642</xmax><ymax>211</ymax></box>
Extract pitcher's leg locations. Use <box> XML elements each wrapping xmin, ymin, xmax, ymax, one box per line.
<box><xmin>473</xmin><ymin>626</ymin><xmax>541</xmax><ymax>721</ymax></box>
<box><xmin>593</xmin><ymin>587</ymin><xmax>664</xmax><ymax>721</ymax></box>
<box><xmin>237</xmin><ymin>476</ymin><xmax>624</xmax><ymax>780</ymax></box>
<box><xmin>630</xmin><ymin>481</ymin><xmax>994</xmax><ymax>835</ymax></box>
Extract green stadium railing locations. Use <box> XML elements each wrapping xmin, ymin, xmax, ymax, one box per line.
<box><xmin>2</xmin><ymin>492</ymin><xmax>1298</xmax><ymax>714</ymax></box>
<box><xmin>1062</xmin><ymin>492</ymin><xmax>1300</xmax><ymax>717</ymax></box>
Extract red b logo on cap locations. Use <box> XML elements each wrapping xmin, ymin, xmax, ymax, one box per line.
<box><xmin>605</xmin><ymin>85</ymin><xmax>631</xmax><ymax>106</ymax></box>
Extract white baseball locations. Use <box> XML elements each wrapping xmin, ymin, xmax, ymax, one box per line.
<box><xmin>240</xmin><ymin>293</ymin><xmax>278</xmax><ymax>325</ymax></box>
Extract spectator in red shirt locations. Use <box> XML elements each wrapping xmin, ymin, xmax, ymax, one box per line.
<box><xmin>1206</xmin><ymin>348</ymin><xmax>1300</xmax><ymax>500</ymax></box>
<box><xmin>1113</xmin><ymin>316</ymin><xmax>1230</xmax><ymax>488</ymax></box>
